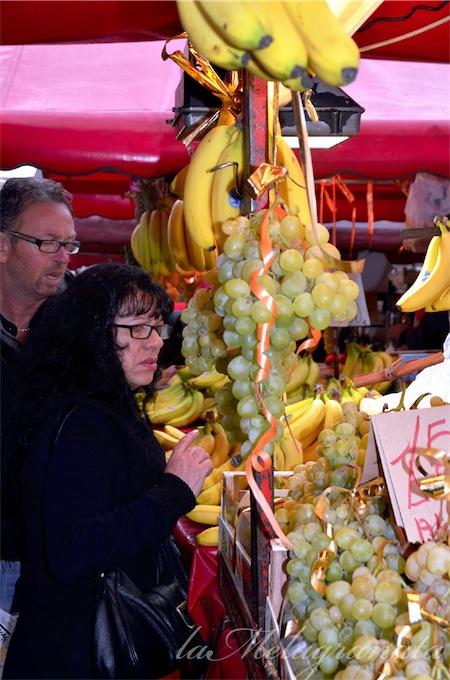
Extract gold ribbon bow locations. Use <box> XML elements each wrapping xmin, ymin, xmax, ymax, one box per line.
<box><xmin>415</xmin><ymin>447</ymin><xmax>450</xmax><ymax>501</ymax></box>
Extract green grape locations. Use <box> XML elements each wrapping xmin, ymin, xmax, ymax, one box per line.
<box><xmin>374</xmin><ymin>581</ymin><xmax>402</xmax><ymax>605</ymax></box>
<box><xmin>329</xmin><ymin>293</ymin><xmax>348</xmax><ymax>319</ymax></box>
<box><xmin>250</xmin><ymin>300</ymin><xmax>273</xmax><ymax>323</ymax></box>
<box><xmin>311</xmin><ymin>283</ymin><xmax>334</xmax><ymax>309</ymax></box>
<box><xmin>224</xmin><ymin>278</ymin><xmax>250</xmax><ymax>299</ymax></box>
<box><xmin>180</xmin><ymin>307</ymin><xmax>196</xmax><ymax>324</ymax></box>
<box><xmin>269</xmin><ymin>326</ymin><xmax>291</xmax><ymax>349</ymax></box>
<box><xmin>328</xmin><ymin>605</ymin><xmax>343</xmax><ymax>624</ymax></box>
<box><xmin>335</xmin><ymin>527</ymin><xmax>358</xmax><ymax>550</ymax></box>
<box><xmin>239</xmin><ymin>418</ymin><xmax>252</xmax><ymax>434</ymax></box>
<box><xmin>354</xmin><ymin>620</ymin><xmax>377</xmax><ymax>638</ymax></box>
<box><xmin>304</xmin><ymin>223</ymin><xmax>330</xmax><ymax>245</ymax></box>
<box><xmin>287</xmin><ymin>316</ymin><xmax>309</xmax><ymax>340</ymax></box>
<box><xmin>281</xmin><ymin>271</ymin><xmax>307</xmax><ymax>298</ymax></box>
<box><xmin>234</xmin><ymin>316</ymin><xmax>257</xmax><ymax>335</ymax></box>
<box><xmin>257</xmin><ymin>274</ymin><xmax>280</xmax><ymax>297</ymax></box>
<box><xmin>274</xmin><ymin>294</ymin><xmax>294</xmax><ymax>320</ymax></box>
<box><xmin>335</xmin><ymin>422</ymin><xmax>356</xmax><ymax>438</ymax></box>
<box><xmin>351</xmin><ymin>599</ymin><xmax>373</xmax><ymax>621</ymax></box>
<box><xmin>279</xmin><ymin>248</ymin><xmax>304</xmax><ymax>272</ymax></box>
<box><xmin>227</xmin><ymin>356</ymin><xmax>252</xmax><ymax>380</ymax></box>
<box><xmin>280</xmin><ymin>214</ymin><xmax>304</xmax><ymax>240</ymax></box>
<box><xmin>232</xmin><ymin>261</ymin><xmax>245</xmax><ymax>279</ymax></box>
<box><xmin>363</xmin><ymin>515</ymin><xmax>386</xmax><ymax>538</ymax></box>
<box><xmin>351</xmin><ymin>575</ymin><xmax>375</xmax><ymax>601</ymax></box>
<box><xmin>340</xmin><ymin>551</ymin><xmax>359</xmax><ymax>573</ymax></box>
<box><xmin>243</xmin><ymin>239</ymin><xmax>261</xmax><ymax>260</ymax></box>
<box><xmin>385</xmin><ymin>554</ymin><xmax>405</xmax><ymax>573</ymax></box>
<box><xmin>410</xmin><ymin>621</ymin><xmax>432</xmax><ymax>648</ymax></box>
<box><xmin>372</xmin><ymin>603</ymin><xmax>397</xmax><ymax>629</ymax></box>
<box><xmin>335</xmin><ymin>438</ymin><xmax>352</xmax><ymax>455</ymax></box>
<box><xmin>203</xmin><ymin>311</ymin><xmax>222</xmax><ymax>332</ymax></box>
<box><xmin>241</xmin><ymin>258</ymin><xmax>263</xmax><ymax>282</ymax></box>
<box><xmin>241</xmin><ymin>347</ymin><xmax>255</xmax><ymax>362</ymax></box>
<box><xmin>326</xmin><ymin>560</ymin><xmax>343</xmax><ymax>583</ymax></box>
<box><xmin>302</xmin><ymin>621</ymin><xmax>319</xmax><ymax>643</ymax></box>
<box><xmin>317</xmin><ymin>272</ymin><xmax>340</xmax><ymax>292</ymax></box>
<box><xmin>310</xmin><ymin>607</ymin><xmax>331</xmax><ymax>631</ymax></box>
<box><xmin>302</xmin><ymin>522</ymin><xmax>322</xmax><ymax>542</ymax></box>
<box><xmin>293</xmin><ymin>291</ymin><xmax>315</xmax><ymax>317</ymax></box>
<box><xmin>223</xmin><ymin>314</ymin><xmax>236</xmax><ymax>331</ymax></box>
<box><xmin>426</xmin><ymin>545</ymin><xmax>450</xmax><ymax>575</ymax></box>
<box><xmin>309</xmin><ymin>308</ymin><xmax>331</xmax><ymax>330</ymax></box>
<box><xmin>326</xmin><ymin>580</ymin><xmax>351</xmax><ymax>605</ymax></box>
<box><xmin>222</xmin><ymin>330</ymin><xmax>240</xmax><ymax>348</ymax></box>
<box><xmin>318</xmin><ymin>655</ymin><xmax>339</xmax><ymax>675</ymax></box>
<box><xmin>222</xmin><ymin>233</ymin><xmax>246</xmax><ymax>259</ymax></box>
<box><xmin>217</xmin><ymin>259</ymin><xmax>235</xmax><ymax>283</ymax></box>
<box><xmin>346</xmin><ymin>300</ymin><xmax>358</xmax><ymax>321</ymax></box>
<box><xmin>191</xmin><ymin>288</ymin><xmax>211</xmax><ymax>308</ymax></box>
<box><xmin>303</xmin><ymin>258</ymin><xmax>324</xmax><ymax>279</ymax></box>
<box><xmin>230</xmin><ymin>298</ymin><xmax>252</xmax><ymax>319</ymax></box>
<box><xmin>270</xmin><ymin>255</ymin><xmax>284</xmax><ymax>278</ymax></box>
<box><xmin>293</xmin><ymin>537</ymin><xmax>312</xmax><ymax>559</ymax></box>
<box><xmin>288</xmin><ymin>581</ymin><xmax>308</xmax><ymax>604</ymax></box>
<box><xmin>210</xmin><ymin>338</ymin><xmax>227</xmax><ymax>358</ymax></box>
<box><xmin>338</xmin><ymin>625</ymin><xmax>354</xmax><ymax>652</ymax></box>
<box><xmin>237</xmin><ymin>396</ymin><xmax>260</xmax><ymax>418</ymax></box>
<box><xmin>339</xmin><ymin>278</ymin><xmax>360</xmax><ymax>301</ymax></box>
<box><xmin>318</xmin><ymin>624</ymin><xmax>339</xmax><ymax>648</ymax></box>
<box><xmin>294</xmin><ymin>504</ymin><xmax>315</xmax><ymax>524</ymax></box>
<box><xmin>318</xmin><ymin>429</ymin><xmax>337</xmax><ymax>446</ymax></box>
<box><xmin>350</xmin><ymin>539</ymin><xmax>374</xmax><ymax>563</ymax></box>
<box><xmin>240</xmin><ymin>333</ymin><xmax>258</xmax><ymax>349</ymax></box>
<box><xmin>264</xmin><ymin>395</ymin><xmax>284</xmax><ymax>418</ymax></box>
<box><xmin>350</xmin><ymin>635</ymin><xmax>379</xmax><ymax>664</ymax></box>
<box><xmin>264</xmin><ymin>372</ymin><xmax>286</xmax><ymax>396</ymax></box>
<box><xmin>181</xmin><ymin>336</ymin><xmax>198</xmax><ymax>357</ymax></box>
<box><xmin>339</xmin><ymin>593</ymin><xmax>356</xmax><ymax>619</ymax></box>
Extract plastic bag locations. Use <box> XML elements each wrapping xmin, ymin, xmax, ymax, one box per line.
<box><xmin>405</xmin><ymin>173</ymin><xmax>450</xmax><ymax>229</ymax></box>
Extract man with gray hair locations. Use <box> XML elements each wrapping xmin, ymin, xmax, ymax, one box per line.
<box><xmin>0</xmin><ymin>177</ymin><xmax>78</xmax><ymax>615</ymax></box>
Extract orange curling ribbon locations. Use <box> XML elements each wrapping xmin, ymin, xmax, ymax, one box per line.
<box><xmin>246</xmin><ymin>163</ymin><xmax>288</xmax><ymax>201</ymax></box>
<box><xmin>244</xmin><ymin>453</ymin><xmax>294</xmax><ymax>550</ymax></box>
<box><xmin>296</xmin><ymin>323</ymin><xmax>322</xmax><ymax>355</ymax></box>
<box><xmin>367</xmin><ymin>180</ymin><xmax>375</xmax><ymax>249</ymax></box>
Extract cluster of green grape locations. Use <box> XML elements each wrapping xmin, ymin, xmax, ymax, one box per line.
<box><xmin>284</xmin><ymin>509</ymin><xmax>412</xmax><ymax>678</ymax></box>
<box><xmin>316</xmin><ymin>420</ymin><xmax>367</xmax><ymax>470</ymax></box>
<box><xmin>181</xmin><ymin>211</ymin><xmax>359</xmax><ymax>451</ymax></box>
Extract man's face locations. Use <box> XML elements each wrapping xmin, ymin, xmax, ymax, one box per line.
<box><xmin>1</xmin><ymin>201</ymin><xmax>76</xmax><ymax>302</ymax></box>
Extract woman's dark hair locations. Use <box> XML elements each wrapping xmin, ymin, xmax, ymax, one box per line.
<box><xmin>13</xmin><ymin>262</ymin><xmax>173</xmax><ymax>451</ymax></box>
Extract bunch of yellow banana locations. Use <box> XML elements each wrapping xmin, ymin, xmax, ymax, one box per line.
<box><xmin>342</xmin><ymin>341</ymin><xmax>396</xmax><ymax>394</ymax></box>
<box><xmin>176</xmin><ymin>0</ymin><xmax>359</xmax><ymax>88</ymax></box>
<box><xmin>397</xmin><ymin>216</ymin><xmax>450</xmax><ymax>313</ymax></box>
<box><xmin>285</xmin><ymin>354</ymin><xmax>321</xmax><ymax>401</ymax></box>
<box><xmin>282</xmin><ymin>394</ymin><xmax>344</xmax><ymax>463</ymax></box>
<box><xmin>145</xmin><ymin>374</ymin><xmax>205</xmax><ymax>427</ymax></box>
<box><xmin>273</xmin><ymin>433</ymin><xmax>303</xmax><ymax>471</ymax></box>
<box><xmin>180</xmin><ymin>121</ymin><xmax>245</xmax><ymax>253</ymax></box>
<box><xmin>167</xmin><ymin>199</ymin><xmax>217</xmax><ymax>273</ymax></box>
<box><xmin>130</xmin><ymin>205</ymin><xmax>176</xmax><ymax>278</ymax></box>
<box><xmin>178</xmin><ymin>367</ymin><xmax>229</xmax><ymax>395</ymax></box>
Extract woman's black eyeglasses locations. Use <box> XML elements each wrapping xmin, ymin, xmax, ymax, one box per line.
<box><xmin>114</xmin><ymin>323</ymin><xmax>172</xmax><ymax>340</ymax></box>
<box><xmin>8</xmin><ymin>230</ymin><xmax>80</xmax><ymax>254</ymax></box>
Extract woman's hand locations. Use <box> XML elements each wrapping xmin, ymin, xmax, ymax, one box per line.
<box><xmin>164</xmin><ymin>429</ymin><xmax>213</xmax><ymax>498</ymax></box>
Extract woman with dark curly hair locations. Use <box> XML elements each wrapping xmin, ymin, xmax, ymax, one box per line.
<box><xmin>3</xmin><ymin>263</ymin><xmax>212</xmax><ymax>679</ymax></box>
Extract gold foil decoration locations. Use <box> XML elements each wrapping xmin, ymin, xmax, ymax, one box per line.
<box><xmin>246</xmin><ymin>163</ymin><xmax>288</xmax><ymax>200</ymax></box>
<box><xmin>414</xmin><ymin>447</ymin><xmax>450</xmax><ymax>501</ymax></box>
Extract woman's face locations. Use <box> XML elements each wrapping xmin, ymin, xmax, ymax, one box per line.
<box><xmin>114</xmin><ymin>307</ymin><xmax>165</xmax><ymax>390</ymax></box>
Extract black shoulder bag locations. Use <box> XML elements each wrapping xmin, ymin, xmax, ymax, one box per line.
<box><xmin>51</xmin><ymin>407</ymin><xmax>210</xmax><ymax>679</ymax></box>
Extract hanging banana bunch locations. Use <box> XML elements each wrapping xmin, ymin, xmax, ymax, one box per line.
<box><xmin>176</xmin><ymin>0</ymin><xmax>360</xmax><ymax>89</ymax></box>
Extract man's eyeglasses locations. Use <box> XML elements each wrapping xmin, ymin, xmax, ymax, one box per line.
<box><xmin>8</xmin><ymin>230</ymin><xmax>80</xmax><ymax>254</ymax></box>
<box><xmin>114</xmin><ymin>323</ymin><xmax>172</xmax><ymax>340</ymax></box>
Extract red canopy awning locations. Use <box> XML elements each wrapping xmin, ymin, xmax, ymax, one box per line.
<box><xmin>1</xmin><ymin>1</ymin><xmax>449</xmax><ymax>64</ymax></box>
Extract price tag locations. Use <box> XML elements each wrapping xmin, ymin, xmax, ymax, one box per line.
<box><xmin>362</xmin><ymin>405</ymin><xmax>450</xmax><ymax>543</ymax></box>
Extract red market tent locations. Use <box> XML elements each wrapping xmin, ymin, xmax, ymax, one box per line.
<box><xmin>0</xmin><ymin>2</ymin><xmax>449</xmax><ymax>262</ymax></box>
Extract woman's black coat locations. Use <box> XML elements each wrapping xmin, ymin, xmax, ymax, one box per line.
<box><xmin>3</xmin><ymin>394</ymin><xmax>196</xmax><ymax>679</ymax></box>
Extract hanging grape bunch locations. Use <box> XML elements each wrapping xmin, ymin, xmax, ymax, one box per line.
<box><xmin>181</xmin><ymin>208</ymin><xmax>360</xmax><ymax>452</ymax></box>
